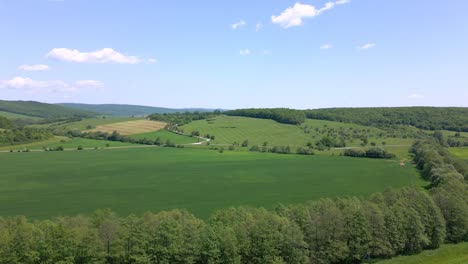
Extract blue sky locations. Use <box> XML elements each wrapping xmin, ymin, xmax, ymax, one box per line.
<box><xmin>0</xmin><ymin>0</ymin><xmax>467</xmax><ymax>109</ymax></box>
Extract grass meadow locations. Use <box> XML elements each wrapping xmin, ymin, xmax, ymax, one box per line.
<box><xmin>0</xmin><ymin>136</ymin><xmax>135</xmax><ymax>151</ymax></box>
<box><xmin>0</xmin><ymin>147</ymin><xmax>423</xmax><ymax>219</ymax></box>
<box><xmin>85</xmin><ymin>119</ymin><xmax>166</xmax><ymax>135</ymax></box>
<box><xmin>449</xmin><ymin>147</ymin><xmax>468</xmax><ymax>160</ymax></box>
<box><xmin>375</xmin><ymin>242</ymin><xmax>468</xmax><ymax>264</ymax></box>
<box><xmin>130</xmin><ymin>129</ymin><xmax>199</xmax><ymax>144</ymax></box>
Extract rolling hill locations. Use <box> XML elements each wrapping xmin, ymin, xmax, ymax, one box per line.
<box><xmin>58</xmin><ymin>103</ymin><xmax>219</xmax><ymax>117</ymax></box>
<box><xmin>0</xmin><ymin>100</ymin><xmax>95</xmax><ymax>120</ymax></box>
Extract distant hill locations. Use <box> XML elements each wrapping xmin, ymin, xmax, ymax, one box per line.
<box><xmin>58</xmin><ymin>103</ymin><xmax>218</xmax><ymax>117</ymax></box>
<box><xmin>0</xmin><ymin>100</ymin><xmax>95</xmax><ymax>120</ymax></box>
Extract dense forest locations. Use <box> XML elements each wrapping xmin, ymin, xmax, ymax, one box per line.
<box><xmin>225</xmin><ymin>108</ymin><xmax>306</xmax><ymax>125</ymax></box>
<box><xmin>0</xmin><ymin>140</ymin><xmax>466</xmax><ymax>263</ymax></box>
<box><xmin>0</xmin><ymin>116</ymin><xmax>12</xmax><ymax>129</ymax></box>
<box><xmin>148</xmin><ymin>111</ymin><xmax>220</xmax><ymax>126</ymax></box>
<box><xmin>306</xmin><ymin>107</ymin><xmax>468</xmax><ymax>132</ymax></box>
<box><xmin>0</xmin><ymin>100</ymin><xmax>95</xmax><ymax>120</ymax></box>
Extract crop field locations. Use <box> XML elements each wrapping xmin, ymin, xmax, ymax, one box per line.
<box><xmin>0</xmin><ymin>147</ymin><xmax>423</xmax><ymax>219</ymax></box>
<box><xmin>181</xmin><ymin>115</ymin><xmax>415</xmax><ymax>148</ymax></box>
<box><xmin>86</xmin><ymin>119</ymin><xmax>166</xmax><ymax>135</ymax></box>
<box><xmin>449</xmin><ymin>147</ymin><xmax>468</xmax><ymax>160</ymax></box>
<box><xmin>376</xmin><ymin>242</ymin><xmax>468</xmax><ymax>264</ymax></box>
<box><xmin>0</xmin><ymin>110</ymin><xmax>43</xmax><ymax>120</ymax></box>
<box><xmin>0</xmin><ymin>136</ymin><xmax>135</xmax><ymax>151</ymax></box>
<box><xmin>130</xmin><ymin>129</ymin><xmax>199</xmax><ymax>144</ymax></box>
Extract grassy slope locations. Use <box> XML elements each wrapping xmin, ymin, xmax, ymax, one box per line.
<box><xmin>0</xmin><ymin>136</ymin><xmax>135</xmax><ymax>151</ymax></box>
<box><xmin>181</xmin><ymin>116</ymin><xmax>415</xmax><ymax>158</ymax></box>
<box><xmin>0</xmin><ymin>147</ymin><xmax>423</xmax><ymax>219</ymax></box>
<box><xmin>130</xmin><ymin>129</ymin><xmax>199</xmax><ymax>144</ymax></box>
<box><xmin>0</xmin><ymin>110</ymin><xmax>43</xmax><ymax>120</ymax></box>
<box><xmin>449</xmin><ymin>147</ymin><xmax>468</xmax><ymax>160</ymax></box>
<box><xmin>32</xmin><ymin>117</ymin><xmax>141</xmax><ymax>130</ymax></box>
<box><xmin>375</xmin><ymin>243</ymin><xmax>468</xmax><ymax>264</ymax></box>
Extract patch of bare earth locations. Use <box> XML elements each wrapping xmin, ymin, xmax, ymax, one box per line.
<box><xmin>86</xmin><ymin>120</ymin><xmax>167</xmax><ymax>135</ymax></box>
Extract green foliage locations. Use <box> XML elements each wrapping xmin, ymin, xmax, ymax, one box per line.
<box><xmin>0</xmin><ymin>116</ymin><xmax>12</xmax><ymax>129</ymax></box>
<box><xmin>0</xmin><ymin>128</ymin><xmax>53</xmax><ymax>146</ymax></box>
<box><xmin>343</xmin><ymin>147</ymin><xmax>396</xmax><ymax>159</ymax></box>
<box><xmin>148</xmin><ymin>111</ymin><xmax>219</xmax><ymax>125</ymax></box>
<box><xmin>411</xmin><ymin>140</ymin><xmax>468</xmax><ymax>243</ymax></box>
<box><xmin>306</xmin><ymin>107</ymin><xmax>468</xmax><ymax>132</ymax></box>
<box><xmin>225</xmin><ymin>108</ymin><xmax>306</xmax><ymax>125</ymax></box>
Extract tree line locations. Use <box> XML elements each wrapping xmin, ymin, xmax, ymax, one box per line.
<box><xmin>224</xmin><ymin>108</ymin><xmax>306</xmax><ymax>125</ymax></box>
<box><xmin>223</xmin><ymin>107</ymin><xmax>468</xmax><ymax>132</ymax></box>
<box><xmin>306</xmin><ymin>107</ymin><xmax>468</xmax><ymax>132</ymax></box>
<box><xmin>147</xmin><ymin>111</ymin><xmax>221</xmax><ymax>126</ymax></box>
<box><xmin>63</xmin><ymin>130</ymin><xmax>181</xmax><ymax>148</ymax></box>
<box><xmin>0</xmin><ymin>128</ymin><xmax>53</xmax><ymax>146</ymax></box>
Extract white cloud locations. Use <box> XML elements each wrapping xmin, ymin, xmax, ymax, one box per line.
<box><xmin>408</xmin><ymin>93</ymin><xmax>424</xmax><ymax>99</ymax></box>
<box><xmin>147</xmin><ymin>58</ymin><xmax>157</xmax><ymax>63</ymax></box>
<box><xmin>75</xmin><ymin>80</ymin><xmax>104</xmax><ymax>89</ymax></box>
<box><xmin>320</xmin><ymin>44</ymin><xmax>333</xmax><ymax>50</ymax></box>
<box><xmin>231</xmin><ymin>20</ymin><xmax>246</xmax><ymax>29</ymax></box>
<box><xmin>0</xmin><ymin>76</ymin><xmax>103</xmax><ymax>93</ymax></box>
<box><xmin>358</xmin><ymin>43</ymin><xmax>376</xmax><ymax>50</ymax></box>
<box><xmin>239</xmin><ymin>49</ymin><xmax>251</xmax><ymax>55</ymax></box>
<box><xmin>256</xmin><ymin>23</ymin><xmax>263</xmax><ymax>32</ymax></box>
<box><xmin>46</xmin><ymin>48</ymin><xmax>142</xmax><ymax>64</ymax></box>
<box><xmin>18</xmin><ymin>64</ymin><xmax>50</xmax><ymax>71</ymax></box>
<box><xmin>272</xmin><ymin>0</ymin><xmax>350</xmax><ymax>28</ymax></box>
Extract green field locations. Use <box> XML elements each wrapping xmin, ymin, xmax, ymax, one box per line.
<box><xmin>376</xmin><ymin>243</ymin><xmax>468</xmax><ymax>264</ymax></box>
<box><xmin>181</xmin><ymin>116</ymin><xmax>415</xmax><ymax>148</ymax></box>
<box><xmin>0</xmin><ymin>136</ymin><xmax>135</xmax><ymax>151</ymax></box>
<box><xmin>449</xmin><ymin>147</ymin><xmax>468</xmax><ymax>160</ymax></box>
<box><xmin>0</xmin><ymin>110</ymin><xmax>43</xmax><ymax>120</ymax></box>
<box><xmin>0</xmin><ymin>147</ymin><xmax>423</xmax><ymax>219</ymax></box>
<box><xmin>130</xmin><ymin>129</ymin><xmax>199</xmax><ymax>144</ymax></box>
<box><xmin>52</xmin><ymin>117</ymin><xmax>142</xmax><ymax>130</ymax></box>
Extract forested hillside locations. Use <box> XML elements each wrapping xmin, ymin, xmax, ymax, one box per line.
<box><xmin>225</xmin><ymin>108</ymin><xmax>306</xmax><ymax>125</ymax></box>
<box><xmin>306</xmin><ymin>107</ymin><xmax>468</xmax><ymax>132</ymax></box>
<box><xmin>59</xmin><ymin>103</ymin><xmax>217</xmax><ymax>117</ymax></box>
<box><xmin>225</xmin><ymin>107</ymin><xmax>468</xmax><ymax>132</ymax></box>
<box><xmin>0</xmin><ymin>116</ymin><xmax>12</xmax><ymax>129</ymax></box>
<box><xmin>0</xmin><ymin>100</ymin><xmax>95</xmax><ymax>120</ymax></box>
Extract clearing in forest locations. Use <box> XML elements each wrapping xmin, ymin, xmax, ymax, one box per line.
<box><xmin>86</xmin><ymin>119</ymin><xmax>166</xmax><ymax>135</ymax></box>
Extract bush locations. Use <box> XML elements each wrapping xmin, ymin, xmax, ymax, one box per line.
<box><xmin>77</xmin><ymin>145</ymin><xmax>83</xmax><ymax>150</ymax></box>
<box><xmin>296</xmin><ymin>147</ymin><xmax>314</xmax><ymax>155</ymax></box>
<box><xmin>249</xmin><ymin>145</ymin><xmax>260</xmax><ymax>152</ymax></box>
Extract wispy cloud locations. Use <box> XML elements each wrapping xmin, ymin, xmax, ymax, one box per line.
<box><xmin>408</xmin><ymin>93</ymin><xmax>424</xmax><ymax>99</ymax></box>
<box><xmin>256</xmin><ymin>23</ymin><xmax>263</xmax><ymax>32</ymax></box>
<box><xmin>320</xmin><ymin>44</ymin><xmax>333</xmax><ymax>50</ymax></box>
<box><xmin>46</xmin><ymin>48</ymin><xmax>142</xmax><ymax>64</ymax></box>
<box><xmin>147</xmin><ymin>58</ymin><xmax>157</xmax><ymax>63</ymax></box>
<box><xmin>272</xmin><ymin>0</ymin><xmax>350</xmax><ymax>28</ymax></box>
<box><xmin>0</xmin><ymin>76</ymin><xmax>103</xmax><ymax>93</ymax></box>
<box><xmin>239</xmin><ymin>49</ymin><xmax>251</xmax><ymax>55</ymax></box>
<box><xmin>18</xmin><ymin>64</ymin><xmax>50</xmax><ymax>71</ymax></box>
<box><xmin>358</xmin><ymin>43</ymin><xmax>376</xmax><ymax>50</ymax></box>
<box><xmin>231</xmin><ymin>20</ymin><xmax>246</xmax><ymax>30</ymax></box>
